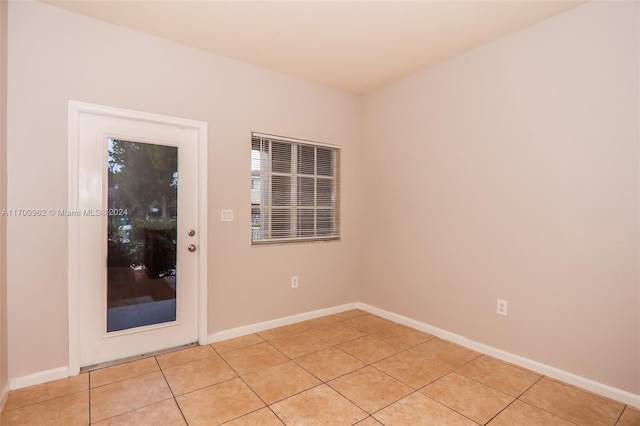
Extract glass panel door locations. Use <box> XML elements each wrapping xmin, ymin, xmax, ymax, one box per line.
<box><xmin>106</xmin><ymin>138</ymin><xmax>178</xmax><ymax>332</ymax></box>
<box><xmin>74</xmin><ymin>105</ymin><xmax>202</xmax><ymax>369</ymax></box>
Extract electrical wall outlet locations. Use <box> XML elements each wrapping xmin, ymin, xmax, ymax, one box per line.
<box><xmin>497</xmin><ymin>299</ymin><xmax>508</xmax><ymax>316</ymax></box>
<box><xmin>291</xmin><ymin>276</ymin><xmax>299</xmax><ymax>289</ymax></box>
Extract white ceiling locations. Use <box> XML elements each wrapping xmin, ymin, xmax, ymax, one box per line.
<box><xmin>42</xmin><ymin>0</ymin><xmax>584</xmax><ymax>94</ymax></box>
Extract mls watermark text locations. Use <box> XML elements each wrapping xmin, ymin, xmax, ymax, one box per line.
<box><xmin>1</xmin><ymin>208</ymin><xmax>129</xmax><ymax>217</ymax></box>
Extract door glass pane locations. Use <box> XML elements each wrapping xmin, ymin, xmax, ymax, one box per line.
<box><xmin>107</xmin><ymin>139</ymin><xmax>178</xmax><ymax>332</ymax></box>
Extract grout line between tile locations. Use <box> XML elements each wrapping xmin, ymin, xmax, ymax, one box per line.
<box><xmin>613</xmin><ymin>406</ymin><xmax>626</xmax><ymax>425</ymax></box>
<box><xmin>485</xmin><ymin>382</ymin><xmax>554</xmax><ymax>426</ymax></box>
<box><xmin>515</xmin><ymin>371</ymin><xmax>544</xmax><ymax>398</ymax></box>
<box><xmin>448</xmin><ymin>368</ymin><xmax>518</xmax><ymax>401</ymax></box>
<box><xmin>513</xmin><ymin>376</ymin><xmax>584</xmax><ymax>426</ymax></box>
<box><xmin>89</xmin><ymin>369</ymin><xmax>161</xmax><ymax>391</ymax></box>
<box><xmin>509</xmin><ymin>399</ymin><xmax>582</xmax><ymax>426</ymax></box>
<box><xmin>482</xmin><ymin>396</ymin><xmax>517</xmax><ymax>426</ymax></box>
<box><xmin>225</xmin><ymin>358</ymin><xmax>295</xmax><ymax>424</ymax></box>
<box><xmin>265</xmin><ymin>404</ymin><xmax>287</xmax><ymax>426</ymax></box>
<box><xmin>152</xmin><ymin>354</ymin><xmax>189</xmax><ymax>426</ymax></box>
<box><xmin>418</xmin><ymin>390</ymin><xmax>483</xmax><ymax>425</ymax></box>
<box><xmin>13</xmin><ymin>311</ymin><xmax>628</xmax><ymax>426</ymax></box>
<box><xmin>88</xmin><ymin>356</ymin><xmax>176</xmax><ymax>425</ymax></box>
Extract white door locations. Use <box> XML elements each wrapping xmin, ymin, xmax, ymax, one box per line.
<box><xmin>69</xmin><ymin>102</ymin><xmax>207</xmax><ymax>369</ymax></box>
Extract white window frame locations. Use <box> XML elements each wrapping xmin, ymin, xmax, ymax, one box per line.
<box><xmin>251</xmin><ymin>132</ymin><xmax>340</xmax><ymax>245</ymax></box>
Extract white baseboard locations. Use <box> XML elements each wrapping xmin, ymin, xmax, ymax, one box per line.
<box><xmin>206</xmin><ymin>303</ymin><xmax>360</xmax><ymax>343</ymax></box>
<box><xmin>357</xmin><ymin>302</ymin><xmax>640</xmax><ymax>409</ymax></box>
<box><xmin>8</xmin><ymin>302</ymin><xmax>639</xmax><ymax>410</ymax></box>
<box><xmin>0</xmin><ymin>381</ymin><xmax>9</xmax><ymax>412</ymax></box>
<box><xmin>9</xmin><ymin>366</ymin><xmax>69</xmax><ymax>391</ymax></box>
<box><xmin>6</xmin><ymin>304</ymin><xmax>360</xmax><ymax>391</ymax></box>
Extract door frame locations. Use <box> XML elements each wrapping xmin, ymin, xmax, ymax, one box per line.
<box><xmin>67</xmin><ymin>100</ymin><xmax>208</xmax><ymax>375</ymax></box>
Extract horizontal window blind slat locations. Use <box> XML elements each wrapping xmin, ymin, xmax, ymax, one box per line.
<box><xmin>251</xmin><ymin>132</ymin><xmax>340</xmax><ymax>244</ymax></box>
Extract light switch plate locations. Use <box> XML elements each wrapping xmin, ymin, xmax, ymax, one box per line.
<box><xmin>221</xmin><ymin>209</ymin><xmax>233</xmax><ymax>221</ymax></box>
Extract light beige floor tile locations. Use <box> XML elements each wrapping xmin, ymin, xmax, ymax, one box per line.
<box><xmin>176</xmin><ymin>377</ymin><xmax>264</xmax><ymax>425</ymax></box>
<box><xmin>617</xmin><ymin>406</ymin><xmax>640</xmax><ymax>426</ymax></box>
<box><xmin>224</xmin><ymin>407</ymin><xmax>284</xmax><ymax>425</ymax></box>
<box><xmin>456</xmin><ymin>355</ymin><xmax>541</xmax><ymax>396</ymax></box>
<box><xmin>3</xmin><ymin>373</ymin><xmax>88</xmax><ymax>411</ymax></box>
<box><xmin>328</xmin><ymin>366</ymin><xmax>412</xmax><ymax>414</ymax></box>
<box><xmin>356</xmin><ymin>416</ymin><xmax>384</xmax><ymax>425</ymax></box>
<box><xmin>92</xmin><ymin>398</ymin><xmax>186</xmax><ymax>425</ymax></box>
<box><xmin>269</xmin><ymin>331</ymin><xmax>330</xmax><ymax>358</ymax></box>
<box><xmin>337</xmin><ymin>335</ymin><xmax>401</xmax><ymax>363</ymax></box>
<box><xmin>90</xmin><ymin>357</ymin><xmax>159</xmax><ymax>388</ymax></box>
<box><xmin>211</xmin><ymin>333</ymin><xmax>265</xmax><ymax>354</ymax></box>
<box><xmin>296</xmin><ymin>315</ymin><xmax>339</xmax><ymax>330</ymax></box>
<box><xmin>156</xmin><ymin>345</ymin><xmax>216</xmax><ymax>370</ymax></box>
<box><xmin>163</xmin><ymin>354</ymin><xmax>237</xmax><ymax>396</ymax></box>
<box><xmin>243</xmin><ymin>361</ymin><xmax>321</xmax><ymax>404</ymax></box>
<box><xmin>257</xmin><ymin>323</ymin><xmax>304</xmax><ymax>341</ymax></box>
<box><xmin>374</xmin><ymin>350</ymin><xmax>452</xmax><ymax>389</ymax></box>
<box><xmin>373</xmin><ymin>392</ymin><xmax>476</xmax><ymax>426</ymax></box>
<box><xmin>421</xmin><ymin>372</ymin><xmax>514</xmax><ymax>424</ymax></box>
<box><xmin>342</xmin><ymin>314</ymin><xmax>394</xmax><ymax>334</ymax></box>
<box><xmin>0</xmin><ymin>391</ymin><xmax>88</xmax><ymax>426</ymax></box>
<box><xmin>295</xmin><ymin>347</ymin><xmax>365</xmax><ymax>382</ymax></box>
<box><xmin>308</xmin><ymin>321</ymin><xmax>367</xmax><ymax>345</ymax></box>
<box><xmin>270</xmin><ymin>384</ymin><xmax>367</xmax><ymax>426</ymax></box>
<box><xmin>487</xmin><ymin>400</ymin><xmax>575</xmax><ymax>426</ymax></box>
<box><xmin>521</xmin><ymin>377</ymin><xmax>625</xmax><ymax>426</ymax></box>
<box><xmin>329</xmin><ymin>309</ymin><xmax>368</xmax><ymax>322</ymax></box>
<box><xmin>90</xmin><ymin>371</ymin><xmax>172</xmax><ymax>423</ymax></box>
<box><xmin>10</xmin><ymin>314</ymin><xmax>633</xmax><ymax>426</ymax></box>
<box><xmin>371</xmin><ymin>324</ymin><xmax>433</xmax><ymax>349</ymax></box>
<box><xmin>220</xmin><ymin>342</ymin><xmax>288</xmax><ymax>375</ymax></box>
<box><xmin>409</xmin><ymin>338</ymin><xmax>480</xmax><ymax>369</ymax></box>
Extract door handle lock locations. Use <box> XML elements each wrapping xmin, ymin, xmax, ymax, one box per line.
<box><xmin>187</xmin><ymin>244</ymin><xmax>197</xmax><ymax>252</ymax></box>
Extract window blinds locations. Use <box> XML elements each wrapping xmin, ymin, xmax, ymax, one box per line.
<box><xmin>251</xmin><ymin>133</ymin><xmax>340</xmax><ymax>244</ymax></box>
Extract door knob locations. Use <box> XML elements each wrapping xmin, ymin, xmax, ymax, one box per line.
<box><xmin>188</xmin><ymin>229</ymin><xmax>196</xmax><ymax>237</ymax></box>
<box><xmin>187</xmin><ymin>244</ymin><xmax>197</xmax><ymax>252</ymax></box>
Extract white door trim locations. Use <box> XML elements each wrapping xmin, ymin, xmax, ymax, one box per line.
<box><xmin>67</xmin><ymin>100</ymin><xmax>208</xmax><ymax>375</ymax></box>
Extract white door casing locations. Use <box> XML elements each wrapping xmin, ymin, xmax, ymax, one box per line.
<box><xmin>68</xmin><ymin>101</ymin><xmax>208</xmax><ymax>373</ymax></box>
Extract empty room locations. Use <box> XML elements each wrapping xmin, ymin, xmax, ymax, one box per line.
<box><xmin>0</xmin><ymin>0</ymin><xmax>638</xmax><ymax>425</ymax></box>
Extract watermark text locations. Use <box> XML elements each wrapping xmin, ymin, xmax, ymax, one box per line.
<box><xmin>1</xmin><ymin>208</ymin><xmax>129</xmax><ymax>217</ymax></box>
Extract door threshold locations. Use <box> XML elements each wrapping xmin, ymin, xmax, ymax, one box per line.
<box><xmin>80</xmin><ymin>342</ymin><xmax>199</xmax><ymax>373</ymax></box>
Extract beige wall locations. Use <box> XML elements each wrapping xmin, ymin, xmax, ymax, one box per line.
<box><xmin>362</xmin><ymin>1</ymin><xmax>639</xmax><ymax>394</ymax></box>
<box><xmin>0</xmin><ymin>0</ymin><xmax>9</xmax><ymax>405</ymax></box>
<box><xmin>4</xmin><ymin>0</ymin><xmax>639</xmax><ymax>399</ymax></box>
<box><xmin>6</xmin><ymin>1</ymin><xmax>361</xmax><ymax>380</ymax></box>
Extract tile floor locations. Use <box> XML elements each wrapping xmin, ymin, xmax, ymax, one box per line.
<box><xmin>1</xmin><ymin>309</ymin><xmax>638</xmax><ymax>425</ymax></box>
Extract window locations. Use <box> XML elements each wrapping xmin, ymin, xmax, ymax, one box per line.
<box><xmin>251</xmin><ymin>133</ymin><xmax>340</xmax><ymax>244</ymax></box>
